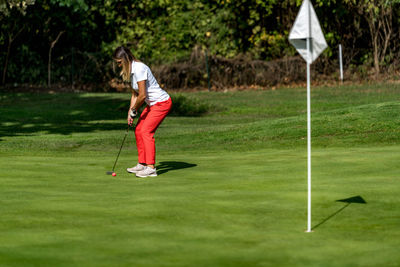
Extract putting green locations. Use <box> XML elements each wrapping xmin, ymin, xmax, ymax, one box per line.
<box><xmin>1</xmin><ymin>146</ymin><xmax>399</xmax><ymax>266</ymax></box>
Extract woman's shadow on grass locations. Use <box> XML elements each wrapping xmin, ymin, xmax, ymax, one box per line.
<box><xmin>156</xmin><ymin>161</ymin><xmax>197</xmax><ymax>175</ymax></box>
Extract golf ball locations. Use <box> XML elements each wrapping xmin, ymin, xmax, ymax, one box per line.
<box><xmin>112</xmin><ymin>172</ymin><xmax>116</xmax><ymax>176</ymax></box>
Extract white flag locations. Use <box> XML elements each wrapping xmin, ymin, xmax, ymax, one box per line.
<box><xmin>289</xmin><ymin>0</ymin><xmax>327</xmax><ymax>63</ymax></box>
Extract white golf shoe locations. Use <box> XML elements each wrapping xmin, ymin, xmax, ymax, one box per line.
<box><xmin>136</xmin><ymin>166</ymin><xmax>157</xmax><ymax>178</ymax></box>
<box><xmin>127</xmin><ymin>163</ymin><xmax>146</xmax><ymax>173</ymax></box>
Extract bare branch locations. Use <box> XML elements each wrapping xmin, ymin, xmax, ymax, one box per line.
<box><xmin>50</xmin><ymin>30</ymin><xmax>65</xmax><ymax>49</ymax></box>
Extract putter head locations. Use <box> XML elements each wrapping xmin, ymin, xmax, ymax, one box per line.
<box><xmin>106</xmin><ymin>171</ymin><xmax>114</xmax><ymax>175</ymax></box>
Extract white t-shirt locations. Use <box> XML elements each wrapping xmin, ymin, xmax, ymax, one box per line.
<box><xmin>130</xmin><ymin>61</ymin><xmax>170</xmax><ymax>106</ymax></box>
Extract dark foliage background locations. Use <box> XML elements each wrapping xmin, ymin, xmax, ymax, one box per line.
<box><xmin>1</xmin><ymin>0</ymin><xmax>400</xmax><ymax>91</ymax></box>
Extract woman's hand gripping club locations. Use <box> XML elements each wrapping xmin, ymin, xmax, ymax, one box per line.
<box><xmin>128</xmin><ymin>107</ymin><xmax>137</xmax><ymax>125</ymax></box>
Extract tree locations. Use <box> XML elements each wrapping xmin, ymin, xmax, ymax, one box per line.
<box><xmin>41</xmin><ymin>0</ymin><xmax>88</xmax><ymax>86</ymax></box>
<box><xmin>0</xmin><ymin>0</ymin><xmax>35</xmax><ymax>85</ymax></box>
<box><xmin>48</xmin><ymin>29</ymin><xmax>65</xmax><ymax>87</ymax></box>
<box><xmin>344</xmin><ymin>0</ymin><xmax>400</xmax><ymax>75</ymax></box>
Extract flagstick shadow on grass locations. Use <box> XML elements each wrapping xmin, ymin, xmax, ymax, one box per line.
<box><xmin>156</xmin><ymin>161</ymin><xmax>197</xmax><ymax>175</ymax></box>
<box><xmin>312</xmin><ymin>196</ymin><xmax>367</xmax><ymax>230</ymax></box>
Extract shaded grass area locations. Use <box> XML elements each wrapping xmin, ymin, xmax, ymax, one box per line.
<box><xmin>0</xmin><ymin>93</ymin><xmax>216</xmax><ymax>139</ymax></box>
<box><xmin>1</xmin><ymin>82</ymin><xmax>400</xmax><ymax>266</ymax></box>
<box><xmin>1</xmin><ymin>82</ymin><xmax>400</xmax><ymax>153</ymax></box>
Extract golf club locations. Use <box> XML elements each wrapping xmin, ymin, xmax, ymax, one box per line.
<box><xmin>106</xmin><ymin>122</ymin><xmax>135</xmax><ymax>176</ymax></box>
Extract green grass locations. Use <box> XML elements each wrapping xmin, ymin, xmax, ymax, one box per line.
<box><xmin>1</xmin><ymin>82</ymin><xmax>400</xmax><ymax>266</ymax></box>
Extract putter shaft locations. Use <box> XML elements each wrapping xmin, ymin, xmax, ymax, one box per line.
<box><xmin>107</xmin><ymin>123</ymin><xmax>135</xmax><ymax>174</ymax></box>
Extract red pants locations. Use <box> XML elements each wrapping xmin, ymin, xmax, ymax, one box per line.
<box><xmin>135</xmin><ymin>98</ymin><xmax>172</xmax><ymax>165</ymax></box>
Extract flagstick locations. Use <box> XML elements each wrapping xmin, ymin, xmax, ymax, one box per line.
<box><xmin>339</xmin><ymin>44</ymin><xmax>343</xmax><ymax>84</ymax></box>
<box><xmin>288</xmin><ymin>0</ymin><xmax>327</xmax><ymax>233</ymax></box>
<box><xmin>306</xmin><ymin>37</ymin><xmax>312</xmax><ymax>233</ymax></box>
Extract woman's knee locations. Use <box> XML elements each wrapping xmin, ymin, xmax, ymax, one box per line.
<box><xmin>139</xmin><ymin>127</ymin><xmax>155</xmax><ymax>139</ymax></box>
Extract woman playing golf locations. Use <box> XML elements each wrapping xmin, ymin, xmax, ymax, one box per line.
<box><xmin>113</xmin><ymin>46</ymin><xmax>172</xmax><ymax>177</ymax></box>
